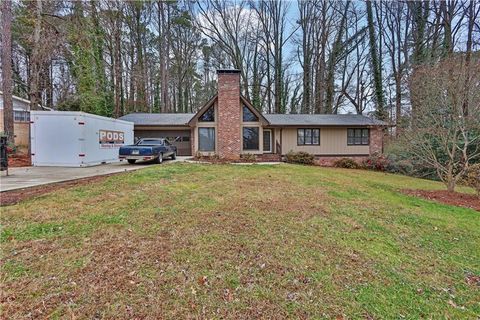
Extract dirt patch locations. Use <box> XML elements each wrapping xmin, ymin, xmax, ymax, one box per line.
<box><xmin>403</xmin><ymin>189</ymin><xmax>480</xmax><ymax>212</ymax></box>
<box><xmin>0</xmin><ymin>173</ymin><xmax>123</xmax><ymax>206</ymax></box>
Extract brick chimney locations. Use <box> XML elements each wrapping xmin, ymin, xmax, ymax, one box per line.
<box><xmin>217</xmin><ymin>69</ymin><xmax>241</xmax><ymax>160</ymax></box>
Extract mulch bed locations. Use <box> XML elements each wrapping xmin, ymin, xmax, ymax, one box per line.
<box><xmin>8</xmin><ymin>153</ymin><xmax>31</xmax><ymax>167</ymax></box>
<box><xmin>403</xmin><ymin>189</ymin><xmax>480</xmax><ymax>212</ymax></box>
<box><xmin>192</xmin><ymin>157</ymin><xmax>280</xmax><ymax>164</ymax></box>
<box><xmin>1</xmin><ymin>173</ymin><xmax>121</xmax><ymax>207</ymax></box>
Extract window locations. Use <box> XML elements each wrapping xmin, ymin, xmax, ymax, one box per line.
<box><xmin>199</xmin><ymin>106</ymin><xmax>215</xmax><ymax>122</ymax></box>
<box><xmin>297</xmin><ymin>129</ymin><xmax>320</xmax><ymax>145</ymax></box>
<box><xmin>182</xmin><ymin>136</ymin><xmax>190</xmax><ymax>142</ymax></box>
<box><xmin>243</xmin><ymin>127</ymin><xmax>259</xmax><ymax>150</ymax></box>
<box><xmin>243</xmin><ymin>105</ymin><xmax>258</xmax><ymax>122</ymax></box>
<box><xmin>14</xmin><ymin>111</ymin><xmax>30</xmax><ymax>122</ymax></box>
<box><xmin>137</xmin><ymin>139</ymin><xmax>163</xmax><ymax>145</ymax></box>
<box><xmin>263</xmin><ymin>129</ymin><xmax>272</xmax><ymax>152</ymax></box>
<box><xmin>347</xmin><ymin>128</ymin><xmax>369</xmax><ymax>145</ymax></box>
<box><xmin>198</xmin><ymin>127</ymin><xmax>215</xmax><ymax>151</ymax></box>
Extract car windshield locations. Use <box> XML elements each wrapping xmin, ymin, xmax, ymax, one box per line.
<box><xmin>137</xmin><ymin>139</ymin><xmax>163</xmax><ymax>146</ymax></box>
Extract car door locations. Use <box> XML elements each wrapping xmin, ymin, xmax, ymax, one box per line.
<box><xmin>163</xmin><ymin>140</ymin><xmax>173</xmax><ymax>156</ymax></box>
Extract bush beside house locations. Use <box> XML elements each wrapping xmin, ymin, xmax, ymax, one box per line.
<box><xmin>285</xmin><ymin>151</ymin><xmax>314</xmax><ymax>165</ymax></box>
<box><xmin>333</xmin><ymin>158</ymin><xmax>361</xmax><ymax>169</ymax></box>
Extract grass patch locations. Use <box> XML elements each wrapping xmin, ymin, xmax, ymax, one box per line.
<box><xmin>1</xmin><ymin>163</ymin><xmax>479</xmax><ymax>318</ymax></box>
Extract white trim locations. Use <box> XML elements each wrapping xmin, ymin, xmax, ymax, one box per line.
<box><xmin>30</xmin><ymin>111</ymin><xmax>133</xmax><ymax>125</ymax></box>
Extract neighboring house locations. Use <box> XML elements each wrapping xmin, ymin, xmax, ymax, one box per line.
<box><xmin>120</xmin><ymin>70</ymin><xmax>387</xmax><ymax>164</ymax></box>
<box><xmin>0</xmin><ymin>91</ymin><xmax>31</xmax><ymax>146</ymax></box>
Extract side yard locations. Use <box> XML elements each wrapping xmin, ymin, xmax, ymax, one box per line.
<box><xmin>1</xmin><ymin>163</ymin><xmax>479</xmax><ymax>318</ymax></box>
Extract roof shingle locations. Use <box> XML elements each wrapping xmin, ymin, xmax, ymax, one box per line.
<box><xmin>119</xmin><ymin>112</ymin><xmax>387</xmax><ymax>127</ymax></box>
<box><xmin>119</xmin><ymin>113</ymin><xmax>194</xmax><ymax>126</ymax></box>
<box><xmin>264</xmin><ymin>114</ymin><xmax>387</xmax><ymax>126</ymax></box>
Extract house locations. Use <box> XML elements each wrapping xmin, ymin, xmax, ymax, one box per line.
<box><xmin>0</xmin><ymin>91</ymin><xmax>31</xmax><ymax>146</ymax></box>
<box><xmin>120</xmin><ymin>70</ymin><xmax>387</xmax><ymax>164</ymax></box>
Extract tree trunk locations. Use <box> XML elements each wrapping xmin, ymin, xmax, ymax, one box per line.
<box><xmin>409</xmin><ymin>1</ymin><xmax>429</xmax><ymax>118</ymax></box>
<box><xmin>395</xmin><ymin>74</ymin><xmax>402</xmax><ymax>136</ymax></box>
<box><xmin>29</xmin><ymin>0</ymin><xmax>43</xmax><ymax>111</ymax></box>
<box><xmin>44</xmin><ymin>62</ymin><xmax>53</xmax><ymax>109</ymax></box>
<box><xmin>314</xmin><ymin>4</ymin><xmax>328</xmax><ymax>114</ymax></box>
<box><xmin>462</xmin><ymin>1</ymin><xmax>475</xmax><ymax>116</ymax></box>
<box><xmin>366</xmin><ymin>0</ymin><xmax>386</xmax><ymax>120</ymax></box>
<box><xmin>440</xmin><ymin>0</ymin><xmax>453</xmax><ymax>57</ymax></box>
<box><xmin>1</xmin><ymin>0</ymin><xmax>14</xmax><ymax>144</ymax></box>
<box><xmin>325</xmin><ymin>2</ymin><xmax>349</xmax><ymax>114</ymax></box>
<box><xmin>158</xmin><ymin>1</ymin><xmax>170</xmax><ymax>112</ymax></box>
<box><xmin>447</xmin><ymin>179</ymin><xmax>455</xmax><ymax>193</ymax></box>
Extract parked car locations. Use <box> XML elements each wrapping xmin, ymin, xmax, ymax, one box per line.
<box><xmin>119</xmin><ymin>138</ymin><xmax>177</xmax><ymax>164</ymax></box>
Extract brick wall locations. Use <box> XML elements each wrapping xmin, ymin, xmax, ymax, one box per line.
<box><xmin>217</xmin><ymin>70</ymin><xmax>241</xmax><ymax>160</ymax></box>
<box><xmin>369</xmin><ymin>127</ymin><xmax>384</xmax><ymax>154</ymax></box>
<box><xmin>190</xmin><ymin>127</ymin><xmax>195</xmax><ymax>157</ymax></box>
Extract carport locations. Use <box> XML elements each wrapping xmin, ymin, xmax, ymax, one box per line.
<box><xmin>119</xmin><ymin>113</ymin><xmax>194</xmax><ymax>156</ymax></box>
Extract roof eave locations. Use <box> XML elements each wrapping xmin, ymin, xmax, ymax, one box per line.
<box><xmin>134</xmin><ymin>124</ymin><xmax>191</xmax><ymax>127</ymax></box>
<box><xmin>265</xmin><ymin>123</ymin><xmax>388</xmax><ymax>127</ymax></box>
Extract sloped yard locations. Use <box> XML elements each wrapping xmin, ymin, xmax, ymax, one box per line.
<box><xmin>1</xmin><ymin>163</ymin><xmax>479</xmax><ymax>318</ymax></box>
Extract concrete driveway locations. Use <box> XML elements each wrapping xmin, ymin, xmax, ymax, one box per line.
<box><xmin>0</xmin><ymin>158</ymin><xmax>188</xmax><ymax>192</ymax></box>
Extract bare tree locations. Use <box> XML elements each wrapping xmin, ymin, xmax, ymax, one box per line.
<box><xmin>382</xmin><ymin>1</ymin><xmax>410</xmax><ymax>135</ymax></box>
<box><xmin>252</xmin><ymin>0</ymin><xmax>294</xmax><ymax>113</ymax></box>
<box><xmin>196</xmin><ymin>0</ymin><xmax>253</xmax><ymax>97</ymax></box>
<box><xmin>404</xmin><ymin>56</ymin><xmax>480</xmax><ymax>192</ymax></box>
<box><xmin>313</xmin><ymin>0</ymin><xmax>336</xmax><ymax>114</ymax></box>
<box><xmin>297</xmin><ymin>0</ymin><xmax>316</xmax><ymax>113</ymax></box>
<box><xmin>338</xmin><ymin>4</ymin><xmax>372</xmax><ymax>115</ymax></box>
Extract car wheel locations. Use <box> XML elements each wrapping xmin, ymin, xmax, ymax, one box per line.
<box><xmin>127</xmin><ymin>159</ymin><xmax>136</xmax><ymax>164</ymax></box>
<box><xmin>156</xmin><ymin>152</ymin><xmax>163</xmax><ymax>164</ymax></box>
<box><xmin>171</xmin><ymin>152</ymin><xmax>176</xmax><ymax>160</ymax></box>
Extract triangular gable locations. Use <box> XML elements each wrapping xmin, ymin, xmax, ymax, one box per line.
<box><xmin>188</xmin><ymin>94</ymin><xmax>270</xmax><ymax>126</ymax></box>
<box><xmin>188</xmin><ymin>94</ymin><xmax>218</xmax><ymax>126</ymax></box>
<box><xmin>240</xmin><ymin>95</ymin><xmax>269</xmax><ymax>125</ymax></box>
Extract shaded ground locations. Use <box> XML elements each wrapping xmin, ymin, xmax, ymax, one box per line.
<box><xmin>403</xmin><ymin>189</ymin><xmax>480</xmax><ymax>212</ymax></box>
<box><xmin>1</xmin><ymin>164</ymin><xmax>479</xmax><ymax>319</ymax></box>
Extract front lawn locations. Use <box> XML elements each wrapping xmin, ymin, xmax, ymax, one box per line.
<box><xmin>1</xmin><ymin>163</ymin><xmax>479</xmax><ymax>318</ymax></box>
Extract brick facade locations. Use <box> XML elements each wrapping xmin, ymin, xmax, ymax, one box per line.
<box><xmin>369</xmin><ymin>127</ymin><xmax>384</xmax><ymax>154</ymax></box>
<box><xmin>217</xmin><ymin>70</ymin><xmax>241</xmax><ymax>160</ymax></box>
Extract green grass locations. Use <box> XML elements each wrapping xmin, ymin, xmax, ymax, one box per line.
<box><xmin>1</xmin><ymin>163</ymin><xmax>479</xmax><ymax>319</ymax></box>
